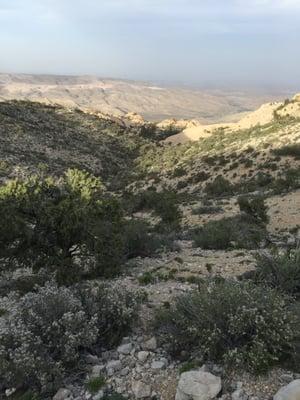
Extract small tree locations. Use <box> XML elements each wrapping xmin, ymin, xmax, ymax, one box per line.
<box><xmin>0</xmin><ymin>169</ymin><xmax>124</xmax><ymax>283</ymax></box>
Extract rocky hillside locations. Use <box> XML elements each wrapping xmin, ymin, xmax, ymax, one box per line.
<box><xmin>0</xmin><ymin>95</ymin><xmax>300</xmax><ymax>400</ymax></box>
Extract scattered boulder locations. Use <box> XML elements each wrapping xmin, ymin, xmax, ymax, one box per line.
<box><xmin>118</xmin><ymin>343</ymin><xmax>133</xmax><ymax>355</ymax></box>
<box><xmin>151</xmin><ymin>359</ymin><xmax>167</xmax><ymax>369</ymax></box>
<box><xmin>137</xmin><ymin>351</ymin><xmax>150</xmax><ymax>363</ymax></box>
<box><xmin>143</xmin><ymin>337</ymin><xmax>157</xmax><ymax>351</ymax></box>
<box><xmin>93</xmin><ymin>390</ymin><xmax>104</xmax><ymax>400</ymax></box>
<box><xmin>91</xmin><ymin>364</ymin><xmax>106</xmax><ymax>378</ymax></box>
<box><xmin>132</xmin><ymin>380</ymin><xmax>152</xmax><ymax>398</ymax></box>
<box><xmin>232</xmin><ymin>389</ymin><xmax>248</xmax><ymax>400</ymax></box>
<box><xmin>53</xmin><ymin>388</ymin><xmax>73</xmax><ymax>400</ymax></box>
<box><xmin>274</xmin><ymin>380</ymin><xmax>300</xmax><ymax>400</ymax></box>
<box><xmin>107</xmin><ymin>360</ymin><xmax>122</xmax><ymax>372</ymax></box>
<box><xmin>86</xmin><ymin>354</ymin><xmax>101</xmax><ymax>365</ymax></box>
<box><xmin>175</xmin><ymin>370</ymin><xmax>222</xmax><ymax>400</ymax></box>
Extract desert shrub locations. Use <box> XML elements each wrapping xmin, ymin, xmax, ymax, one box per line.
<box><xmin>0</xmin><ymin>283</ymin><xmax>97</xmax><ymax>393</ymax></box>
<box><xmin>155</xmin><ymin>280</ymin><xmax>298</xmax><ymax>372</ymax></box>
<box><xmin>0</xmin><ymin>160</ymin><xmax>11</xmax><ymax>177</ymax></box>
<box><xmin>243</xmin><ymin>159</ymin><xmax>254</xmax><ymax>168</ymax></box>
<box><xmin>0</xmin><ymin>282</ymin><xmax>142</xmax><ymax>394</ymax></box>
<box><xmin>189</xmin><ymin>171</ymin><xmax>210</xmax><ymax>183</ymax></box>
<box><xmin>255</xmin><ymin>249</ymin><xmax>300</xmax><ymax>295</ymax></box>
<box><xmin>138</xmin><ymin>271</ymin><xmax>156</xmax><ymax>285</ymax></box>
<box><xmin>272</xmin><ymin>168</ymin><xmax>300</xmax><ymax>194</ymax></box>
<box><xmin>205</xmin><ymin>176</ymin><xmax>233</xmax><ymax>197</ymax></box>
<box><xmin>192</xmin><ymin>215</ymin><xmax>266</xmax><ymax>250</ymax></box>
<box><xmin>131</xmin><ymin>189</ymin><xmax>182</xmax><ymax>228</ymax></box>
<box><xmin>123</xmin><ymin>220</ymin><xmax>159</xmax><ymax>258</ymax></box>
<box><xmin>255</xmin><ymin>171</ymin><xmax>274</xmax><ymax>187</ymax></box>
<box><xmin>179</xmin><ymin>361</ymin><xmax>201</xmax><ymax>374</ymax></box>
<box><xmin>172</xmin><ymin>166</ymin><xmax>186</xmax><ymax>177</ymax></box>
<box><xmin>85</xmin><ymin>376</ymin><xmax>106</xmax><ymax>394</ymax></box>
<box><xmin>77</xmin><ymin>281</ymin><xmax>144</xmax><ymax>347</ymax></box>
<box><xmin>0</xmin><ymin>169</ymin><xmax>124</xmax><ymax>283</ymax></box>
<box><xmin>191</xmin><ymin>205</ymin><xmax>222</xmax><ymax>215</ymax></box>
<box><xmin>139</xmin><ymin>123</ymin><xmax>157</xmax><ymax>139</ymax></box>
<box><xmin>12</xmin><ymin>391</ymin><xmax>40</xmax><ymax>400</ymax></box>
<box><xmin>237</xmin><ymin>195</ymin><xmax>269</xmax><ymax>224</ymax></box>
<box><xmin>123</xmin><ymin>219</ymin><xmax>177</xmax><ymax>258</ymax></box>
<box><xmin>153</xmin><ymin>190</ymin><xmax>182</xmax><ymax>228</ymax></box>
<box><xmin>273</xmin><ymin>144</ymin><xmax>300</xmax><ymax>159</ymax></box>
<box><xmin>176</xmin><ymin>180</ymin><xmax>188</xmax><ymax>190</ymax></box>
<box><xmin>192</xmin><ymin>218</ymin><xmax>231</xmax><ymax>249</ymax></box>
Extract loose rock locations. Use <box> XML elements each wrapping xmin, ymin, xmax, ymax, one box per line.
<box><xmin>132</xmin><ymin>380</ymin><xmax>152</xmax><ymax>399</ymax></box>
<box><xmin>53</xmin><ymin>388</ymin><xmax>73</xmax><ymax>400</ymax></box>
<box><xmin>143</xmin><ymin>337</ymin><xmax>157</xmax><ymax>351</ymax></box>
<box><xmin>274</xmin><ymin>380</ymin><xmax>300</xmax><ymax>400</ymax></box>
<box><xmin>138</xmin><ymin>351</ymin><xmax>150</xmax><ymax>363</ymax></box>
<box><xmin>118</xmin><ymin>343</ymin><xmax>133</xmax><ymax>355</ymax></box>
<box><xmin>175</xmin><ymin>370</ymin><xmax>222</xmax><ymax>400</ymax></box>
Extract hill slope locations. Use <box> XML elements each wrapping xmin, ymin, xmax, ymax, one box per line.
<box><xmin>0</xmin><ymin>96</ymin><xmax>300</xmax><ymax>400</ymax></box>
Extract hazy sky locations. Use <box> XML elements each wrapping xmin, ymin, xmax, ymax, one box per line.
<box><xmin>1</xmin><ymin>0</ymin><xmax>300</xmax><ymax>88</ymax></box>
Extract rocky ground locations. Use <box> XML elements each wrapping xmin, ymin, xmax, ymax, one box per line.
<box><xmin>47</xmin><ymin>190</ymin><xmax>300</xmax><ymax>400</ymax></box>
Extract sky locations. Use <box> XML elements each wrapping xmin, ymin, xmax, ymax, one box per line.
<box><xmin>0</xmin><ymin>0</ymin><xmax>300</xmax><ymax>88</ymax></box>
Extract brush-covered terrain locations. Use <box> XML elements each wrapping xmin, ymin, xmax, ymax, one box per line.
<box><xmin>0</xmin><ymin>96</ymin><xmax>300</xmax><ymax>400</ymax></box>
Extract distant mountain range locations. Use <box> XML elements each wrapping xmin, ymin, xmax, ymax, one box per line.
<box><xmin>0</xmin><ymin>73</ymin><xmax>292</xmax><ymax>122</ymax></box>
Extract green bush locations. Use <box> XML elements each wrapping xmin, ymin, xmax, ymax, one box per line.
<box><xmin>192</xmin><ymin>215</ymin><xmax>266</xmax><ymax>250</ymax></box>
<box><xmin>155</xmin><ymin>280</ymin><xmax>298</xmax><ymax>372</ymax></box>
<box><xmin>205</xmin><ymin>176</ymin><xmax>233</xmax><ymax>197</ymax></box>
<box><xmin>123</xmin><ymin>219</ymin><xmax>176</xmax><ymax>258</ymax></box>
<box><xmin>131</xmin><ymin>189</ymin><xmax>182</xmax><ymax>228</ymax></box>
<box><xmin>273</xmin><ymin>144</ymin><xmax>300</xmax><ymax>159</ymax></box>
<box><xmin>77</xmin><ymin>282</ymin><xmax>144</xmax><ymax>347</ymax></box>
<box><xmin>272</xmin><ymin>168</ymin><xmax>300</xmax><ymax>194</ymax></box>
<box><xmin>85</xmin><ymin>376</ymin><xmax>106</xmax><ymax>394</ymax></box>
<box><xmin>0</xmin><ymin>283</ymin><xmax>97</xmax><ymax>393</ymax></box>
<box><xmin>237</xmin><ymin>195</ymin><xmax>269</xmax><ymax>224</ymax></box>
<box><xmin>124</xmin><ymin>220</ymin><xmax>156</xmax><ymax>258</ymax></box>
<box><xmin>255</xmin><ymin>249</ymin><xmax>300</xmax><ymax>295</ymax></box>
<box><xmin>0</xmin><ymin>169</ymin><xmax>124</xmax><ymax>283</ymax></box>
<box><xmin>138</xmin><ymin>271</ymin><xmax>156</xmax><ymax>285</ymax></box>
<box><xmin>0</xmin><ymin>282</ymin><xmax>142</xmax><ymax>394</ymax></box>
<box><xmin>191</xmin><ymin>205</ymin><xmax>222</xmax><ymax>215</ymax></box>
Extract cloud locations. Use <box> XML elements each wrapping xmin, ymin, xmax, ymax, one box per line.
<box><xmin>0</xmin><ymin>0</ymin><xmax>299</xmax><ymax>86</ymax></box>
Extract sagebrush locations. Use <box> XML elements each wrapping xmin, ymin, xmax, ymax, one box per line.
<box><xmin>155</xmin><ymin>280</ymin><xmax>298</xmax><ymax>372</ymax></box>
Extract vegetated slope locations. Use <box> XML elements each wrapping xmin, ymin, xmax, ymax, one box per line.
<box><xmin>136</xmin><ymin>94</ymin><xmax>300</xmax><ymax>196</ymax></box>
<box><xmin>1</xmin><ymin>95</ymin><xmax>300</xmax><ymax>197</ymax></box>
<box><xmin>0</xmin><ymin>73</ymin><xmax>290</xmax><ymax>122</ymax></box>
<box><xmin>0</xmin><ymin>100</ymin><xmax>145</xmax><ymax>189</ymax></box>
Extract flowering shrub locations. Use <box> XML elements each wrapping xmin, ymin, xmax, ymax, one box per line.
<box><xmin>255</xmin><ymin>249</ymin><xmax>300</xmax><ymax>295</ymax></box>
<box><xmin>77</xmin><ymin>281</ymin><xmax>145</xmax><ymax>346</ymax></box>
<box><xmin>192</xmin><ymin>214</ymin><xmax>267</xmax><ymax>250</ymax></box>
<box><xmin>0</xmin><ymin>282</ymin><xmax>142</xmax><ymax>393</ymax></box>
<box><xmin>155</xmin><ymin>280</ymin><xmax>298</xmax><ymax>372</ymax></box>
